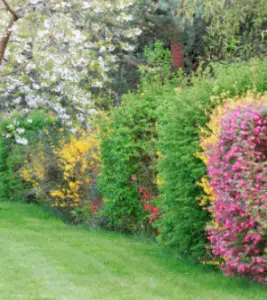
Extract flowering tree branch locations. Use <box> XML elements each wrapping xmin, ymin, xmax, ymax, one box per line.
<box><xmin>2</xmin><ymin>0</ymin><xmax>18</xmax><ymax>18</ymax></box>
<box><xmin>0</xmin><ymin>0</ymin><xmax>19</xmax><ymax>65</ymax></box>
<box><xmin>0</xmin><ymin>0</ymin><xmax>144</xmax><ymax>125</ymax></box>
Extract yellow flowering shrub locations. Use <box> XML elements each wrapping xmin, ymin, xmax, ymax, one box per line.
<box><xmin>50</xmin><ymin>130</ymin><xmax>100</xmax><ymax>209</ymax></box>
<box><xmin>21</xmin><ymin>150</ymin><xmax>45</xmax><ymax>188</ymax></box>
<box><xmin>20</xmin><ymin>126</ymin><xmax>100</xmax><ymax>213</ymax></box>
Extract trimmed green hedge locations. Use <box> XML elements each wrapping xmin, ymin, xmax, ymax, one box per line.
<box><xmin>98</xmin><ymin>86</ymin><xmax>165</xmax><ymax>232</ymax></box>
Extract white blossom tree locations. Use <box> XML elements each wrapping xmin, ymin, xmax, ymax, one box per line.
<box><xmin>0</xmin><ymin>0</ymin><xmax>143</xmax><ymax>124</ymax></box>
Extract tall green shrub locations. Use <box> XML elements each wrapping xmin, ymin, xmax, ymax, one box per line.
<box><xmin>157</xmin><ymin>58</ymin><xmax>267</xmax><ymax>258</ymax></box>
<box><xmin>98</xmin><ymin>91</ymin><xmax>157</xmax><ymax>231</ymax></box>
<box><xmin>98</xmin><ymin>42</ymin><xmax>178</xmax><ymax>232</ymax></box>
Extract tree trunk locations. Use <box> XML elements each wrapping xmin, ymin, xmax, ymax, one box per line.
<box><xmin>0</xmin><ymin>15</ymin><xmax>18</xmax><ymax>65</ymax></box>
<box><xmin>0</xmin><ymin>0</ymin><xmax>19</xmax><ymax>66</ymax></box>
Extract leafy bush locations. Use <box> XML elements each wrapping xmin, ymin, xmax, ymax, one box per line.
<box><xmin>206</xmin><ymin>102</ymin><xmax>267</xmax><ymax>282</ymax></box>
<box><xmin>0</xmin><ymin>111</ymin><xmax>54</xmax><ymax>201</ymax></box>
<box><xmin>98</xmin><ymin>90</ymin><xmax>160</xmax><ymax>232</ymax></box>
<box><xmin>20</xmin><ymin>127</ymin><xmax>100</xmax><ymax>215</ymax></box>
<box><xmin>157</xmin><ymin>58</ymin><xmax>267</xmax><ymax>258</ymax></box>
<box><xmin>98</xmin><ymin>42</ymin><xmax>177</xmax><ymax>232</ymax></box>
<box><xmin>0</xmin><ymin>110</ymin><xmax>101</xmax><ymax>222</ymax></box>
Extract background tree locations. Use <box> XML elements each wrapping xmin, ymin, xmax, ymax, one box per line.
<box><xmin>0</xmin><ymin>0</ymin><xmax>143</xmax><ymax>124</ymax></box>
<box><xmin>1</xmin><ymin>0</ymin><xmax>266</xmax><ymax>122</ymax></box>
<box><xmin>0</xmin><ymin>0</ymin><xmax>206</xmax><ymax>116</ymax></box>
<box><xmin>177</xmin><ymin>0</ymin><xmax>267</xmax><ymax>62</ymax></box>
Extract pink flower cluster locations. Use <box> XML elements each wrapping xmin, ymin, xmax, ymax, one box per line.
<box><xmin>205</xmin><ymin>103</ymin><xmax>267</xmax><ymax>282</ymax></box>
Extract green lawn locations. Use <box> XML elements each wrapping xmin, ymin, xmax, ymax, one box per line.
<box><xmin>0</xmin><ymin>202</ymin><xmax>266</xmax><ymax>300</ymax></box>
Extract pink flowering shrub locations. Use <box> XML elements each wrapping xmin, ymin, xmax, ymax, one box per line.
<box><xmin>205</xmin><ymin>103</ymin><xmax>267</xmax><ymax>282</ymax></box>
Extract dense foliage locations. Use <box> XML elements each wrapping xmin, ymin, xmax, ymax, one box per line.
<box><xmin>0</xmin><ymin>0</ymin><xmax>267</xmax><ymax>285</ymax></box>
<box><xmin>98</xmin><ymin>90</ymin><xmax>158</xmax><ymax>231</ymax></box>
<box><xmin>0</xmin><ymin>111</ymin><xmax>100</xmax><ymax>221</ymax></box>
<box><xmin>2</xmin><ymin>0</ymin><xmax>266</xmax><ymax>121</ymax></box>
<box><xmin>157</xmin><ymin>58</ymin><xmax>267</xmax><ymax>259</ymax></box>
<box><xmin>199</xmin><ymin>93</ymin><xmax>267</xmax><ymax>282</ymax></box>
<box><xmin>98</xmin><ymin>42</ymin><xmax>176</xmax><ymax>232</ymax></box>
<box><xmin>0</xmin><ymin>111</ymin><xmax>54</xmax><ymax>201</ymax></box>
<box><xmin>177</xmin><ymin>0</ymin><xmax>267</xmax><ymax>62</ymax></box>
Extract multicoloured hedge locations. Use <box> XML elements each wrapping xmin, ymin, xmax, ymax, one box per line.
<box><xmin>157</xmin><ymin>58</ymin><xmax>267</xmax><ymax>259</ymax></box>
<box><xmin>199</xmin><ymin>92</ymin><xmax>267</xmax><ymax>282</ymax></box>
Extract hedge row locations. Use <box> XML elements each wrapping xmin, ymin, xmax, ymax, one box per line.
<box><xmin>99</xmin><ymin>57</ymin><xmax>267</xmax><ymax>259</ymax></box>
<box><xmin>157</xmin><ymin>59</ymin><xmax>267</xmax><ymax>258</ymax></box>
<box><xmin>1</xmin><ymin>55</ymin><xmax>267</xmax><ymax>281</ymax></box>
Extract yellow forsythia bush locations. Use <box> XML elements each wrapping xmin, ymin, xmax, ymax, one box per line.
<box><xmin>21</xmin><ymin>127</ymin><xmax>100</xmax><ymax>213</ymax></box>
<box><xmin>21</xmin><ymin>149</ymin><xmax>46</xmax><ymax>188</ymax></box>
<box><xmin>50</xmin><ymin>130</ymin><xmax>100</xmax><ymax>209</ymax></box>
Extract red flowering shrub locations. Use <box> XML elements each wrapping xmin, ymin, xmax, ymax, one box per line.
<box><xmin>138</xmin><ymin>186</ymin><xmax>160</xmax><ymax>225</ymax></box>
<box><xmin>205</xmin><ymin>103</ymin><xmax>267</xmax><ymax>282</ymax></box>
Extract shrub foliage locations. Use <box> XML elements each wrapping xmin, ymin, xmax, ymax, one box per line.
<box><xmin>98</xmin><ymin>89</ymin><xmax>160</xmax><ymax>231</ymax></box>
<box><xmin>1</xmin><ymin>53</ymin><xmax>267</xmax><ymax>285</ymax></box>
<box><xmin>98</xmin><ymin>42</ymin><xmax>176</xmax><ymax>232</ymax></box>
<box><xmin>157</xmin><ymin>58</ymin><xmax>267</xmax><ymax>258</ymax></box>
<box><xmin>0</xmin><ymin>111</ymin><xmax>54</xmax><ymax>201</ymax></box>
<box><xmin>0</xmin><ymin>111</ymin><xmax>101</xmax><ymax>220</ymax></box>
<box><xmin>199</xmin><ymin>93</ymin><xmax>267</xmax><ymax>282</ymax></box>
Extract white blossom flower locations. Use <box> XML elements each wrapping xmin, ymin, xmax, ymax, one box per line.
<box><xmin>13</xmin><ymin>97</ymin><xmax>22</xmax><ymax>105</ymax></box>
<box><xmin>70</xmin><ymin>128</ymin><xmax>77</xmax><ymax>134</ymax></box>
<box><xmin>88</xmin><ymin>108</ymin><xmax>98</xmax><ymax>115</ymax></box>
<box><xmin>16</xmin><ymin>128</ymin><xmax>25</xmax><ymax>134</ymax></box>
<box><xmin>92</xmin><ymin>81</ymin><xmax>104</xmax><ymax>88</ymax></box>
<box><xmin>15</xmin><ymin>136</ymin><xmax>28</xmax><ymax>145</ymax></box>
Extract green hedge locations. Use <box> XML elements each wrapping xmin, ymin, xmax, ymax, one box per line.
<box><xmin>98</xmin><ymin>41</ymin><xmax>178</xmax><ymax>232</ymax></box>
<box><xmin>98</xmin><ymin>87</ymin><xmax>163</xmax><ymax>232</ymax></box>
<box><xmin>157</xmin><ymin>58</ymin><xmax>267</xmax><ymax>258</ymax></box>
